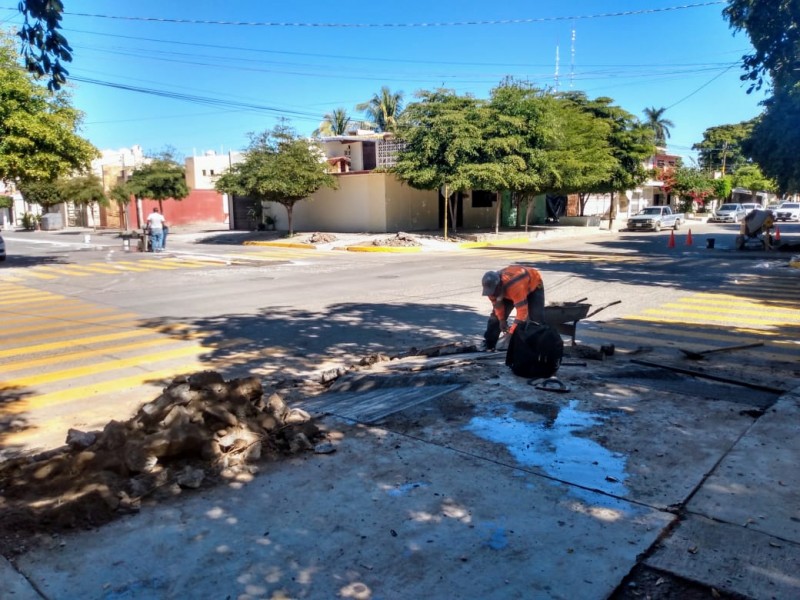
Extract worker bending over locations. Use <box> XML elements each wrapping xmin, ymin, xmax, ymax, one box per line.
<box><xmin>481</xmin><ymin>265</ymin><xmax>545</xmax><ymax>351</ymax></box>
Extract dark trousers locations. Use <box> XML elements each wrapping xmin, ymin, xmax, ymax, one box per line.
<box><xmin>484</xmin><ymin>284</ymin><xmax>545</xmax><ymax>349</ymax></box>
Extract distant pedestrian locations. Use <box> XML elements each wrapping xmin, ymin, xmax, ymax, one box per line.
<box><xmin>146</xmin><ymin>208</ymin><xmax>167</xmax><ymax>253</ymax></box>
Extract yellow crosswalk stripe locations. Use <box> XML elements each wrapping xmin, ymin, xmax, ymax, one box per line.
<box><xmin>109</xmin><ymin>262</ymin><xmax>150</xmax><ymax>272</ymax></box>
<box><xmin>2</xmin><ymin>364</ymin><xmax>206</xmax><ymax>414</ymax></box>
<box><xmin>0</xmin><ymin>294</ymin><xmax>74</xmax><ymax>307</ymax></box>
<box><xmin>0</xmin><ymin>329</ymin><xmax>154</xmax><ymax>359</ymax></box>
<box><xmin>1</xmin><ymin>312</ymin><xmax>138</xmax><ymax>337</ymax></box>
<box><xmin>0</xmin><ymin>344</ymin><xmax>206</xmax><ymax>388</ymax></box>
<box><xmin>20</xmin><ymin>271</ymin><xmax>58</xmax><ymax>280</ymax></box>
<box><xmin>0</xmin><ymin>336</ymin><xmax>250</xmax><ymax>373</ymax></box>
<box><xmin>32</xmin><ymin>265</ymin><xmax>92</xmax><ymax>277</ymax></box>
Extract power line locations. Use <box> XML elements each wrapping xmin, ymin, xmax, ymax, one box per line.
<box><xmin>3</xmin><ymin>2</ymin><xmax>726</xmax><ymax>28</ymax></box>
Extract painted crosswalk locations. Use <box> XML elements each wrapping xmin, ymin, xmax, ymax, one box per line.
<box><xmin>0</xmin><ymin>249</ymin><xmax>339</xmax><ymax>283</ymax></box>
<box><xmin>0</xmin><ymin>282</ymin><xmax>279</xmax><ymax>456</ymax></box>
<box><xmin>576</xmin><ymin>273</ymin><xmax>800</xmax><ymax>372</ymax></box>
<box><xmin>463</xmin><ymin>247</ymin><xmax>649</xmax><ymax>264</ymax></box>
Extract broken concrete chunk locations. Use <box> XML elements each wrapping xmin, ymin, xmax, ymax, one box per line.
<box><xmin>265</xmin><ymin>393</ymin><xmax>288</xmax><ymax>420</ymax></box>
<box><xmin>176</xmin><ymin>466</ymin><xmax>205</xmax><ymax>489</ymax></box>
<box><xmin>66</xmin><ymin>428</ymin><xmax>97</xmax><ymax>450</ymax></box>
<box><xmin>187</xmin><ymin>370</ymin><xmax>226</xmax><ymax>389</ymax></box>
<box><xmin>284</xmin><ymin>408</ymin><xmax>312</xmax><ymax>425</ymax></box>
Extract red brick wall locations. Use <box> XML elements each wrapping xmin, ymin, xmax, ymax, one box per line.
<box><xmin>126</xmin><ymin>189</ymin><xmax>228</xmax><ymax>229</ymax></box>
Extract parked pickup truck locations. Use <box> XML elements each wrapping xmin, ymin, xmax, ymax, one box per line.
<box><xmin>626</xmin><ymin>206</ymin><xmax>684</xmax><ymax>231</ymax></box>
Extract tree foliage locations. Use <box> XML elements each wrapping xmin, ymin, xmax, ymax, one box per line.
<box><xmin>742</xmin><ymin>86</ymin><xmax>800</xmax><ymax>193</ymax></box>
<box><xmin>313</xmin><ymin>108</ymin><xmax>353</xmax><ymax>137</ymax></box>
<box><xmin>692</xmin><ymin>120</ymin><xmax>755</xmax><ymax>174</ymax></box>
<box><xmin>127</xmin><ymin>151</ymin><xmax>189</xmax><ymax>213</ymax></box>
<box><xmin>642</xmin><ymin>106</ymin><xmax>674</xmax><ymax>148</ymax></box>
<box><xmin>16</xmin><ymin>0</ymin><xmax>71</xmax><ymax>91</ymax></box>
<box><xmin>732</xmin><ymin>163</ymin><xmax>777</xmax><ymax>195</ymax></box>
<box><xmin>668</xmin><ymin>167</ymin><xmax>716</xmax><ymax>209</ymax></box>
<box><xmin>356</xmin><ymin>86</ymin><xmax>404</xmax><ymax>133</ymax></box>
<box><xmin>17</xmin><ymin>179</ymin><xmax>63</xmax><ymax>209</ymax></box>
<box><xmin>0</xmin><ymin>34</ymin><xmax>96</xmax><ymax>183</ymax></box>
<box><xmin>60</xmin><ymin>174</ymin><xmax>108</xmax><ymax>207</ymax></box>
<box><xmin>215</xmin><ymin>124</ymin><xmax>337</xmax><ymax>236</ymax></box>
<box><xmin>724</xmin><ymin>0</ymin><xmax>800</xmax><ymax>193</ymax></box>
<box><xmin>724</xmin><ymin>0</ymin><xmax>800</xmax><ymax>92</ymax></box>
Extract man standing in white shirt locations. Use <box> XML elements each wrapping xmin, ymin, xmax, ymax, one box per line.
<box><xmin>146</xmin><ymin>208</ymin><xmax>167</xmax><ymax>252</ymax></box>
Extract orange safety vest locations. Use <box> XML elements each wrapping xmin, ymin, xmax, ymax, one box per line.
<box><xmin>488</xmin><ymin>265</ymin><xmax>543</xmax><ymax>324</ymax></box>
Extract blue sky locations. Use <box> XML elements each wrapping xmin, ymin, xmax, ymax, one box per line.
<box><xmin>2</xmin><ymin>1</ymin><xmax>768</xmax><ymax>164</ymax></box>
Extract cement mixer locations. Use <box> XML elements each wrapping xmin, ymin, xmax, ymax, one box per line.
<box><xmin>736</xmin><ymin>208</ymin><xmax>775</xmax><ymax>250</ymax></box>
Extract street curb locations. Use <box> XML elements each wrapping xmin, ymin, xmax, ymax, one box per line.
<box><xmin>243</xmin><ymin>241</ymin><xmax>317</xmax><ymax>250</ymax></box>
<box><xmin>459</xmin><ymin>236</ymin><xmax>532</xmax><ymax>249</ymax></box>
<box><xmin>343</xmin><ymin>245</ymin><xmax>423</xmax><ymax>253</ymax></box>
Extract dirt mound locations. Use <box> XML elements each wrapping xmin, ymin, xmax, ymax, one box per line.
<box><xmin>0</xmin><ymin>371</ymin><xmax>324</xmax><ymax>556</ymax></box>
<box><xmin>306</xmin><ymin>232</ymin><xmax>338</xmax><ymax>244</ymax></box>
<box><xmin>370</xmin><ymin>232</ymin><xmax>421</xmax><ymax>247</ymax></box>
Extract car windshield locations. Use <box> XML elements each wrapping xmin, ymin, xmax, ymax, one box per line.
<box><xmin>639</xmin><ymin>208</ymin><xmax>662</xmax><ymax>215</ymax></box>
<box><xmin>719</xmin><ymin>204</ymin><xmax>739</xmax><ymax>211</ymax></box>
<box><xmin>780</xmin><ymin>203</ymin><xmax>799</xmax><ymax>209</ymax></box>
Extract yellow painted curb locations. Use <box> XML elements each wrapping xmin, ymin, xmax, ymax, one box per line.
<box><xmin>345</xmin><ymin>245</ymin><xmax>422</xmax><ymax>253</ymax></box>
<box><xmin>243</xmin><ymin>241</ymin><xmax>316</xmax><ymax>250</ymax></box>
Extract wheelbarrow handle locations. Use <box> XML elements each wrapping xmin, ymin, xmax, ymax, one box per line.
<box><xmin>586</xmin><ymin>300</ymin><xmax>621</xmax><ymax>319</ymax></box>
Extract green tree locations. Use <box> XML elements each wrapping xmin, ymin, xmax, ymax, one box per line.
<box><xmin>742</xmin><ymin>87</ymin><xmax>800</xmax><ymax>193</ymax></box>
<box><xmin>127</xmin><ymin>151</ymin><xmax>189</xmax><ymax>215</ymax></box>
<box><xmin>642</xmin><ymin>106</ymin><xmax>674</xmax><ymax>148</ymax></box>
<box><xmin>60</xmin><ymin>174</ymin><xmax>108</xmax><ymax>227</ymax></box>
<box><xmin>394</xmin><ymin>89</ymin><xmax>518</xmax><ymax>237</ymax></box>
<box><xmin>724</xmin><ymin>0</ymin><xmax>800</xmax><ymax>92</ymax></box>
<box><xmin>693</xmin><ymin>120</ymin><xmax>755</xmax><ymax>175</ymax></box>
<box><xmin>712</xmin><ymin>175</ymin><xmax>733</xmax><ymax>201</ymax></box>
<box><xmin>669</xmin><ymin>167</ymin><xmax>716</xmax><ymax>212</ymax></box>
<box><xmin>18</xmin><ymin>179</ymin><xmax>64</xmax><ymax>210</ymax></box>
<box><xmin>313</xmin><ymin>108</ymin><xmax>353</xmax><ymax>137</ymax></box>
<box><xmin>356</xmin><ymin>86</ymin><xmax>404</xmax><ymax>133</ymax></box>
<box><xmin>732</xmin><ymin>163</ymin><xmax>777</xmax><ymax>198</ymax></box>
<box><xmin>16</xmin><ymin>0</ymin><xmax>71</xmax><ymax>90</ymax></box>
<box><xmin>0</xmin><ymin>34</ymin><xmax>97</xmax><ymax>183</ymax></box>
<box><xmin>724</xmin><ymin>1</ymin><xmax>800</xmax><ymax>193</ymax></box>
<box><xmin>557</xmin><ymin>93</ymin><xmax>650</xmax><ymax>216</ymax></box>
<box><xmin>215</xmin><ymin>124</ymin><xmax>337</xmax><ymax>236</ymax></box>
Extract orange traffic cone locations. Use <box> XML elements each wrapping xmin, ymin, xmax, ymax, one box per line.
<box><xmin>668</xmin><ymin>230</ymin><xmax>675</xmax><ymax>248</ymax></box>
<box><xmin>686</xmin><ymin>229</ymin><xmax>693</xmax><ymax>246</ymax></box>
<box><xmin>775</xmin><ymin>226</ymin><xmax>781</xmax><ymax>242</ymax></box>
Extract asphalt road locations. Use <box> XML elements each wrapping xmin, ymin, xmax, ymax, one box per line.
<box><xmin>1</xmin><ymin>220</ymin><xmax>798</xmax><ymax>457</ymax></box>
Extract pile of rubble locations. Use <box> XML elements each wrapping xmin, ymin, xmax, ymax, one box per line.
<box><xmin>0</xmin><ymin>371</ymin><xmax>323</xmax><ymax>543</ymax></box>
<box><xmin>370</xmin><ymin>232</ymin><xmax>421</xmax><ymax>247</ymax></box>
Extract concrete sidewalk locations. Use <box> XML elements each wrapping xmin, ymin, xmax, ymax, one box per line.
<box><xmin>2</xmin><ymin>354</ymin><xmax>798</xmax><ymax>599</ymax></box>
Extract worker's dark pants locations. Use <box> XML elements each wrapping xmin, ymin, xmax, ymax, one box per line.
<box><xmin>484</xmin><ymin>284</ymin><xmax>545</xmax><ymax>350</ymax></box>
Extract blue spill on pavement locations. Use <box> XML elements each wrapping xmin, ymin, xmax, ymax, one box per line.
<box><xmin>464</xmin><ymin>400</ymin><xmax>629</xmax><ymax>502</ymax></box>
<box><xmin>387</xmin><ymin>482</ymin><xmax>430</xmax><ymax>497</ymax></box>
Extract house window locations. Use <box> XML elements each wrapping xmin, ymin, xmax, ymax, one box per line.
<box><xmin>202</xmin><ymin>169</ymin><xmax>207</xmax><ymax>176</ymax></box>
<box><xmin>472</xmin><ymin>190</ymin><xmax>495</xmax><ymax>208</ymax></box>
<box><xmin>210</xmin><ymin>170</ymin><xmax>215</xmax><ymax>176</ymax></box>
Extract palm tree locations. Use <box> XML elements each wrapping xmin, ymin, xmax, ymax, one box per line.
<box><xmin>312</xmin><ymin>108</ymin><xmax>353</xmax><ymax>137</ymax></box>
<box><xmin>356</xmin><ymin>86</ymin><xmax>404</xmax><ymax>133</ymax></box>
<box><xmin>642</xmin><ymin>106</ymin><xmax>675</xmax><ymax>148</ymax></box>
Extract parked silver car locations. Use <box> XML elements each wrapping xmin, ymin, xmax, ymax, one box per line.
<box><xmin>711</xmin><ymin>203</ymin><xmax>746</xmax><ymax>223</ymax></box>
<box><xmin>0</xmin><ymin>233</ymin><xmax>5</xmax><ymax>261</ymax></box>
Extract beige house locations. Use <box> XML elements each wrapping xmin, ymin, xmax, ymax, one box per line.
<box><xmin>233</xmin><ymin>132</ymin><xmax>499</xmax><ymax>233</ymax></box>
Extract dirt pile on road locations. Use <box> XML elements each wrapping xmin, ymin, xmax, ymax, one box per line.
<box><xmin>0</xmin><ymin>371</ymin><xmax>324</xmax><ymax>555</ymax></box>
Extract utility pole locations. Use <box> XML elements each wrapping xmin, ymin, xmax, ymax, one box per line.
<box><xmin>720</xmin><ymin>141</ymin><xmax>729</xmax><ymax>176</ymax></box>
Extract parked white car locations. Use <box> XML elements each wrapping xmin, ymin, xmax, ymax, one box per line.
<box><xmin>710</xmin><ymin>203</ymin><xmax>746</xmax><ymax>223</ymax></box>
<box><xmin>741</xmin><ymin>202</ymin><xmax>763</xmax><ymax>214</ymax></box>
<box><xmin>775</xmin><ymin>202</ymin><xmax>800</xmax><ymax>222</ymax></box>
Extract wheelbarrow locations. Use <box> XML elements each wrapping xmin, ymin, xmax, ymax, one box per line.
<box><xmin>543</xmin><ymin>299</ymin><xmax>621</xmax><ymax>346</ymax></box>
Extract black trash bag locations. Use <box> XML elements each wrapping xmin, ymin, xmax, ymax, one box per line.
<box><xmin>505</xmin><ymin>322</ymin><xmax>563</xmax><ymax>379</ymax></box>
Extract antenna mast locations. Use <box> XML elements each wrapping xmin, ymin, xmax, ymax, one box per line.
<box><xmin>554</xmin><ymin>43</ymin><xmax>560</xmax><ymax>92</ymax></box>
<box><xmin>570</xmin><ymin>25</ymin><xmax>576</xmax><ymax>89</ymax></box>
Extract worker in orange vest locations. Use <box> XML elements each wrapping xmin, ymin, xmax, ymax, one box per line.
<box><xmin>481</xmin><ymin>265</ymin><xmax>545</xmax><ymax>351</ymax></box>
